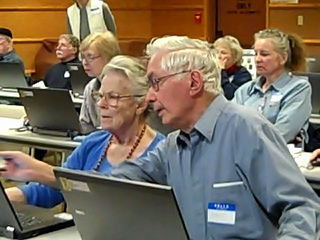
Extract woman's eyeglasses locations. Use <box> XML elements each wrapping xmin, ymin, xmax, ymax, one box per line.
<box><xmin>91</xmin><ymin>91</ymin><xmax>144</xmax><ymax>107</ymax></box>
<box><xmin>80</xmin><ymin>54</ymin><xmax>101</xmax><ymax>63</ymax></box>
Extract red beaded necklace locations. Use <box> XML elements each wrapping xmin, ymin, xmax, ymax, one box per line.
<box><xmin>93</xmin><ymin>124</ymin><xmax>147</xmax><ymax>172</ymax></box>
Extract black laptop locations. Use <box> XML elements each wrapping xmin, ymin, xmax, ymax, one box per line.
<box><xmin>0</xmin><ymin>62</ymin><xmax>28</xmax><ymax>90</ymax></box>
<box><xmin>0</xmin><ymin>182</ymin><xmax>74</xmax><ymax>239</ymax></box>
<box><xmin>17</xmin><ymin>87</ymin><xmax>82</xmax><ymax>137</ymax></box>
<box><xmin>295</xmin><ymin>72</ymin><xmax>320</xmax><ymax>115</ymax></box>
<box><xmin>54</xmin><ymin>168</ymin><xmax>190</xmax><ymax>240</ymax></box>
<box><xmin>67</xmin><ymin>63</ymin><xmax>92</xmax><ymax>98</ymax></box>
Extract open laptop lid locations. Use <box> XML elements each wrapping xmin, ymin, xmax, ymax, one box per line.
<box><xmin>67</xmin><ymin>63</ymin><xmax>92</xmax><ymax>97</ymax></box>
<box><xmin>17</xmin><ymin>87</ymin><xmax>81</xmax><ymax>136</ymax></box>
<box><xmin>0</xmin><ymin>62</ymin><xmax>28</xmax><ymax>90</ymax></box>
<box><xmin>0</xmin><ymin>181</ymin><xmax>74</xmax><ymax>239</ymax></box>
<box><xmin>54</xmin><ymin>167</ymin><xmax>190</xmax><ymax>240</ymax></box>
<box><xmin>295</xmin><ymin>72</ymin><xmax>320</xmax><ymax>114</ymax></box>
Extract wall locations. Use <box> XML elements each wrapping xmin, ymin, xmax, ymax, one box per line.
<box><xmin>1</xmin><ymin>0</ymin><xmax>214</xmax><ymax>75</ymax></box>
<box><xmin>267</xmin><ymin>0</ymin><xmax>320</xmax><ymax>56</ymax></box>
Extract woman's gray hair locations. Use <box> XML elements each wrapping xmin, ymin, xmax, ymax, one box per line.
<box><xmin>146</xmin><ymin>36</ymin><xmax>222</xmax><ymax>94</ymax></box>
<box><xmin>100</xmin><ymin>55</ymin><xmax>148</xmax><ymax>104</ymax></box>
<box><xmin>213</xmin><ymin>35</ymin><xmax>243</xmax><ymax>66</ymax></box>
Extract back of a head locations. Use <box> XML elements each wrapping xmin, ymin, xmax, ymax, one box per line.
<box><xmin>254</xmin><ymin>29</ymin><xmax>306</xmax><ymax>72</ymax></box>
<box><xmin>80</xmin><ymin>31</ymin><xmax>120</xmax><ymax>61</ymax></box>
<box><xmin>145</xmin><ymin>36</ymin><xmax>222</xmax><ymax>94</ymax></box>
<box><xmin>213</xmin><ymin>35</ymin><xmax>243</xmax><ymax>66</ymax></box>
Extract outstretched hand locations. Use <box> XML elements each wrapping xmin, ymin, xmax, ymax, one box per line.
<box><xmin>0</xmin><ymin>151</ymin><xmax>42</xmax><ymax>182</ymax></box>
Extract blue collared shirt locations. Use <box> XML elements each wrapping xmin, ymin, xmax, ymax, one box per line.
<box><xmin>112</xmin><ymin>95</ymin><xmax>320</xmax><ymax>239</ymax></box>
<box><xmin>232</xmin><ymin>71</ymin><xmax>311</xmax><ymax>143</ymax></box>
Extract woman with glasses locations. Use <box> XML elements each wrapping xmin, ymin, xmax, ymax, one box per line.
<box><xmin>1</xmin><ymin>56</ymin><xmax>165</xmax><ymax>208</ymax></box>
<box><xmin>213</xmin><ymin>35</ymin><xmax>252</xmax><ymax>100</ymax></box>
<box><xmin>79</xmin><ymin>31</ymin><xmax>120</xmax><ymax>134</ymax></box>
<box><xmin>233</xmin><ymin>29</ymin><xmax>311</xmax><ymax>143</ymax></box>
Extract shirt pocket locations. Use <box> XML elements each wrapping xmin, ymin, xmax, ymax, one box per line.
<box><xmin>206</xmin><ymin>182</ymin><xmax>258</xmax><ymax>239</ymax></box>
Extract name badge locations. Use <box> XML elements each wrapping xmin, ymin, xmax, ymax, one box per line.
<box><xmin>64</xmin><ymin>70</ymin><xmax>70</xmax><ymax>78</ymax></box>
<box><xmin>207</xmin><ymin>202</ymin><xmax>236</xmax><ymax>225</ymax></box>
<box><xmin>270</xmin><ymin>93</ymin><xmax>283</xmax><ymax>102</ymax></box>
<box><xmin>90</xmin><ymin>7</ymin><xmax>100</xmax><ymax>14</ymax></box>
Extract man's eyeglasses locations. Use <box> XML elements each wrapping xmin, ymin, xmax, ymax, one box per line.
<box><xmin>91</xmin><ymin>91</ymin><xmax>144</xmax><ymax>107</ymax></box>
<box><xmin>80</xmin><ymin>54</ymin><xmax>101</xmax><ymax>63</ymax></box>
<box><xmin>147</xmin><ymin>70</ymin><xmax>191</xmax><ymax>92</ymax></box>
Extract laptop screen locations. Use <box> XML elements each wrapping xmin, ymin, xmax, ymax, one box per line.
<box><xmin>54</xmin><ymin>168</ymin><xmax>190</xmax><ymax>240</ymax></box>
<box><xmin>67</xmin><ymin>63</ymin><xmax>92</xmax><ymax>97</ymax></box>
<box><xmin>0</xmin><ymin>62</ymin><xmax>28</xmax><ymax>89</ymax></box>
<box><xmin>17</xmin><ymin>87</ymin><xmax>81</xmax><ymax>135</ymax></box>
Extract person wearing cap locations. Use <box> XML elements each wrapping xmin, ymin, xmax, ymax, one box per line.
<box><xmin>67</xmin><ymin>0</ymin><xmax>117</xmax><ymax>42</ymax></box>
<box><xmin>44</xmin><ymin>34</ymin><xmax>80</xmax><ymax>90</ymax></box>
<box><xmin>0</xmin><ymin>27</ymin><xmax>25</xmax><ymax>72</ymax></box>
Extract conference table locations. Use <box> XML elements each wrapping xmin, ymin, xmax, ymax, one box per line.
<box><xmin>0</xmin><ymin>227</ymin><xmax>81</xmax><ymax>240</ymax></box>
<box><xmin>0</xmin><ymin>117</ymin><xmax>81</xmax><ymax>165</ymax></box>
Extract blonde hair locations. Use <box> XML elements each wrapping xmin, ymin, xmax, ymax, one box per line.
<box><xmin>146</xmin><ymin>36</ymin><xmax>222</xmax><ymax>94</ymax></box>
<box><xmin>80</xmin><ymin>31</ymin><xmax>120</xmax><ymax>62</ymax></box>
<box><xmin>213</xmin><ymin>35</ymin><xmax>243</xmax><ymax>66</ymax></box>
<box><xmin>255</xmin><ymin>29</ymin><xmax>306</xmax><ymax>71</ymax></box>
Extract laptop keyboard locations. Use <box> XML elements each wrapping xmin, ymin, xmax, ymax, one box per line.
<box><xmin>16</xmin><ymin>212</ymin><xmax>42</xmax><ymax>228</ymax></box>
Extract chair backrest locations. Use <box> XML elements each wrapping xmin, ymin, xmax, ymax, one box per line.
<box><xmin>34</xmin><ymin>39</ymin><xmax>60</xmax><ymax>80</ymax></box>
<box><xmin>306</xmin><ymin>56</ymin><xmax>320</xmax><ymax>73</ymax></box>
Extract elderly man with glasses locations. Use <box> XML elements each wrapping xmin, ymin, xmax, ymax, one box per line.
<box><xmin>108</xmin><ymin>36</ymin><xmax>320</xmax><ymax>239</ymax></box>
<box><xmin>0</xmin><ymin>27</ymin><xmax>25</xmax><ymax>72</ymax></box>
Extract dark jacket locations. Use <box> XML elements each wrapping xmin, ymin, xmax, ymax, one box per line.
<box><xmin>221</xmin><ymin>65</ymin><xmax>252</xmax><ymax>100</ymax></box>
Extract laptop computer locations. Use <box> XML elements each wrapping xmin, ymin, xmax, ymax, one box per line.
<box><xmin>0</xmin><ymin>62</ymin><xmax>28</xmax><ymax>91</ymax></box>
<box><xmin>54</xmin><ymin>168</ymin><xmax>190</xmax><ymax>240</ymax></box>
<box><xmin>67</xmin><ymin>63</ymin><xmax>92</xmax><ymax>98</ymax></box>
<box><xmin>295</xmin><ymin>72</ymin><xmax>320</xmax><ymax>115</ymax></box>
<box><xmin>17</xmin><ymin>87</ymin><xmax>82</xmax><ymax>137</ymax></box>
<box><xmin>0</xmin><ymin>181</ymin><xmax>74</xmax><ymax>239</ymax></box>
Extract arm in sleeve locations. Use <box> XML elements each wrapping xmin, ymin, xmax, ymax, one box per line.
<box><xmin>102</xmin><ymin>3</ymin><xmax>117</xmax><ymax>37</ymax></box>
<box><xmin>67</xmin><ymin>16</ymin><xmax>73</xmax><ymax>34</ymax></box>
<box><xmin>236</xmin><ymin>120</ymin><xmax>320</xmax><ymax>239</ymax></box>
<box><xmin>20</xmin><ymin>183</ymin><xmax>64</xmax><ymax>208</ymax></box>
<box><xmin>79</xmin><ymin>84</ymin><xmax>96</xmax><ymax>134</ymax></box>
<box><xmin>221</xmin><ymin>69</ymin><xmax>252</xmax><ymax>100</ymax></box>
<box><xmin>275</xmin><ymin>81</ymin><xmax>312</xmax><ymax>143</ymax></box>
<box><xmin>111</xmin><ymin>140</ymin><xmax>168</xmax><ymax>185</ymax></box>
<box><xmin>19</xmin><ymin>141</ymin><xmax>88</xmax><ymax>208</ymax></box>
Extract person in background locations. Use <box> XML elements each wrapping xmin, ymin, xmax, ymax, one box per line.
<box><xmin>79</xmin><ymin>31</ymin><xmax>120</xmax><ymax>134</ymax></box>
<box><xmin>1</xmin><ymin>35</ymin><xmax>320</xmax><ymax>239</ymax></box>
<box><xmin>44</xmin><ymin>34</ymin><xmax>80</xmax><ymax>90</ymax></box>
<box><xmin>1</xmin><ymin>55</ymin><xmax>165</xmax><ymax>208</ymax></box>
<box><xmin>213</xmin><ymin>35</ymin><xmax>251</xmax><ymax>100</ymax></box>
<box><xmin>0</xmin><ymin>27</ymin><xmax>25</xmax><ymax>72</ymax></box>
<box><xmin>67</xmin><ymin>0</ymin><xmax>117</xmax><ymax>41</ymax></box>
<box><xmin>233</xmin><ymin>29</ymin><xmax>311</xmax><ymax>143</ymax></box>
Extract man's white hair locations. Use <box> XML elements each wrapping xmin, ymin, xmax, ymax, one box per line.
<box><xmin>146</xmin><ymin>36</ymin><xmax>222</xmax><ymax>94</ymax></box>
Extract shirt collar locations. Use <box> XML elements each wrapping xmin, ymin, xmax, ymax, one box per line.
<box><xmin>177</xmin><ymin>94</ymin><xmax>228</xmax><ymax>143</ymax></box>
<box><xmin>248</xmin><ymin>71</ymin><xmax>291</xmax><ymax>95</ymax></box>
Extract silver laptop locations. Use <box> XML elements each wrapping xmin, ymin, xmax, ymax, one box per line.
<box><xmin>54</xmin><ymin>167</ymin><xmax>190</xmax><ymax>240</ymax></box>
<box><xmin>0</xmin><ymin>62</ymin><xmax>28</xmax><ymax>91</ymax></box>
<box><xmin>17</xmin><ymin>87</ymin><xmax>82</xmax><ymax>137</ymax></box>
<box><xmin>0</xmin><ymin>181</ymin><xmax>74</xmax><ymax>239</ymax></box>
